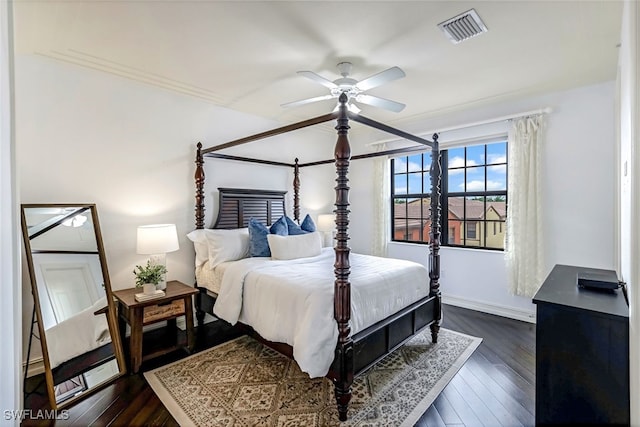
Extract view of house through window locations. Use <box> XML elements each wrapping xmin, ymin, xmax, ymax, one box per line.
<box><xmin>391</xmin><ymin>140</ymin><xmax>508</xmax><ymax>250</ymax></box>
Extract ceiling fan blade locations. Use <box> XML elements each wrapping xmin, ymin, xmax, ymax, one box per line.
<box><xmin>355</xmin><ymin>66</ymin><xmax>406</xmax><ymax>91</ymax></box>
<box><xmin>348</xmin><ymin>103</ymin><xmax>361</xmax><ymax>114</ymax></box>
<box><xmin>281</xmin><ymin>94</ymin><xmax>335</xmax><ymax>108</ymax></box>
<box><xmin>297</xmin><ymin>71</ymin><xmax>338</xmax><ymax>89</ymax></box>
<box><xmin>355</xmin><ymin>94</ymin><xmax>406</xmax><ymax>112</ymax></box>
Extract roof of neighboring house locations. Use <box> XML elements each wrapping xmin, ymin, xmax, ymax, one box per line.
<box><xmin>487</xmin><ymin>203</ymin><xmax>507</xmax><ymax>219</ymax></box>
<box><xmin>393</xmin><ymin>199</ymin><xmax>429</xmax><ymax>229</ymax></box>
<box><xmin>394</xmin><ymin>197</ymin><xmax>506</xmax><ymax>229</ymax></box>
<box><xmin>447</xmin><ymin>198</ymin><xmax>506</xmax><ymax>221</ymax></box>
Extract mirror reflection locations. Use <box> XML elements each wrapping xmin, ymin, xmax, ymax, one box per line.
<box><xmin>21</xmin><ymin>204</ymin><xmax>125</xmax><ymax>408</ymax></box>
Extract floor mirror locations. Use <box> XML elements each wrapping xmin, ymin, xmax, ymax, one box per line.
<box><xmin>21</xmin><ymin>203</ymin><xmax>126</xmax><ymax>409</ymax></box>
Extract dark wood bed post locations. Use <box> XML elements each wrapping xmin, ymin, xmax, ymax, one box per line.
<box><xmin>333</xmin><ymin>93</ymin><xmax>353</xmax><ymax>421</ymax></box>
<box><xmin>195</xmin><ymin>142</ymin><xmax>205</xmax><ymax>230</ymax></box>
<box><xmin>195</xmin><ymin>142</ymin><xmax>206</xmax><ymax>327</ymax></box>
<box><xmin>429</xmin><ymin>133</ymin><xmax>442</xmax><ymax>343</ymax></box>
<box><xmin>293</xmin><ymin>157</ymin><xmax>300</xmax><ymax>223</ymax></box>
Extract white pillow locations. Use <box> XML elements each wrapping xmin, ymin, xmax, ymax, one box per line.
<box><xmin>205</xmin><ymin>228</ymin><xmax>250</xmax><ymax>268</ymax></box>
<box><xmin>267</xmin><ymin>231</ymin><xmax>322</xmax><ymax>261</ymax></box>
<box><xmin>187</xmin><ymin>228</ymin><xmax>250</xmax><ymax>268</ymax></box>
<box><xmin>186</xmin><ymin>229</ymin><xmax>210</xmax><ymax>268</ymax></box>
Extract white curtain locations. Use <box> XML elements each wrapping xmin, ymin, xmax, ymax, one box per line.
<box><xmin>506</xmin><ymin>115</ymin><xmax>545</xmax><ymax>297</ymax></box>
<box><xmin>372</xmin><ymin>145</ymin><xmax>390</xmax><ymax>257</ymax></box>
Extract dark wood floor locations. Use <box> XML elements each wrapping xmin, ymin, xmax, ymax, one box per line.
<box><xmin>23</xmin><ymin>304</ymin><xmax>535</xmax><ymax>426</ymax></box>
<box><xmin>416</xmin><ymin>306</ymin><xmax>535</xmax><ymax>427</ymax></box>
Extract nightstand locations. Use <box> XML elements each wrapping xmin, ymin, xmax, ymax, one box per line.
<box><xmin>113</xmin><ymin>280</ymin><xmax>198</xmax><ymax>374</ymax></box>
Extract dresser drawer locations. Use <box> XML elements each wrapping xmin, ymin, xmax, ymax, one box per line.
<box><xmin>143</xmin><ymin>299</ymin><xmax>185</xmax><ymax>324</ymax></box>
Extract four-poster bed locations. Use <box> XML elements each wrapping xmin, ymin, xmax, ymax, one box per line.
<box><xmin>192</xmin><ymin>93</ymin><xmax>442</xmax><ymax>421</ymax></box>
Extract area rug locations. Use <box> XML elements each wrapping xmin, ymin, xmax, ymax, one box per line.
<box><xmin>144</xmin><ymin>328</ymin><xmax>481</xmax><ymax>427</ymax></box>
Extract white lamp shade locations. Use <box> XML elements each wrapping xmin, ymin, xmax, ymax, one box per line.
<box><xmin>317</xmin><ymin>214</ymin><xmax>335</xmax><ymax>232</ymax></box>
<box><xmin>136</xmin><ymin>224</ymin><xmax>179</xmax><ymax>254</ymax></box>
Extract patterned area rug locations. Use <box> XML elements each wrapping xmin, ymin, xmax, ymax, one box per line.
<box><xmin>145</xmin><ymin>328</ymin><xmax>481</xmax><ymax>427</ymax></box>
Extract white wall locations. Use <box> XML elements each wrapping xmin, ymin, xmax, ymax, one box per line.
<box><xmin>619</xmin><ymin>3</ymin><xmax>635</xmax><ymax>291</ymax></box>
<box><xmin>0</xmin><ymin>0</ymin><xmax>21</xmax><ymax>424</ymax></box>
<box><xmin>617</xmin><ymin>1</ymin><xmax>639</xmax><ymax>424</ymax></box>
<box><xmin>350</xmin><ymin>82</ymin><xmax>616</xmax><ymax>321</ymax></box>
<box><xmin>14</xmin><ymin>54</ymin><xmax>331</xmax><ymax>367</ymax></box>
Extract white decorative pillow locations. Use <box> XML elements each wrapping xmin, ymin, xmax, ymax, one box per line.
<box><xmin>187</xmin><ymin>228</ymin><xmax>250</xmax><ymax>268</ymax></box>
<box><xmin>186</xmin><ymin>229</ymin><xmax>210</xmax><ymax>268</ymax></box>
<box><xmin>205</xmin><ymin>228</ymin><xmax>250</xmax><ymax>268</ymax></box>
<box><xmin>267</xmin><ymin>231</ymin><xmax>322</xmax><ymax>261</ymax></box>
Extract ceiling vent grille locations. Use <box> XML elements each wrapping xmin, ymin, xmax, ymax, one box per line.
<box><xmin>438</xmin><ymin>9</ymin><xmax>488</xmax><ymax>44</ymax></box>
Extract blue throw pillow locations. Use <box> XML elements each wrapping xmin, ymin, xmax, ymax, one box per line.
<box><xmin>270</xmin><ymin>215</ymin><xmax>289</xmax><ymax>236</ymax></box>
<box><xmin>248</xmin><ymin>218</ymin><xmax>271</xmax><ymax>257</ymax></box>
<box><xmin>285</xmin><ymin>216</ymin><xmax>307</xmax><ymax>235</ymax></box>
<box><xmin>300</xmin><ymin>214</ymin><xmax>316</xmax><ymax>232</ymax></box>
<box><xmin>284</xmin><ymin>215</ymin><xmax>316</xmax><ymax>234</ymax></box>
<box><xmin>248</xmin><ymin>217</ymin><xmax>289</xmax><ymax>257</ymax></box>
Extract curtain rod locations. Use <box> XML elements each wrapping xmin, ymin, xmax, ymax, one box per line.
<box><xmin>369</xmin><ymin>107</ymin><xmax>552</xmax><ymax>146</ymax></box>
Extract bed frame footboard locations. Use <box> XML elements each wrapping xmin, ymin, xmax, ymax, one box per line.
<box><xmin>349</xmin><ymin>295</ymin><xmax>437</xmax><ymax>375</ymax></box>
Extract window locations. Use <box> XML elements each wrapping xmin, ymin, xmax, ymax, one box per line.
<box><xmin>466</xmin><ymin>222</ymin><xmax>477</xmax><ymax>239</ymax></box>
<box><xmin>391</xmin><ymin>154</ymin><xmax>431</xmax><ymax>243</ymax></box>
<box><xmin>391</xmin><ymin>140</ymin><xmax>508</xmax><ymax>250</ymax></box>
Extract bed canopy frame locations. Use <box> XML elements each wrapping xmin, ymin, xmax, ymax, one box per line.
<box><xmin>194</xmin><ymin>93</ymin><xmax>442</xmax><ymax>421</ymax></box>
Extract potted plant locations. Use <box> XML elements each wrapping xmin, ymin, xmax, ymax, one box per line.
<box><xmin>133</xmin><ymin>261</ymin><xmax>168</xmax><ymax>292</ymax></box>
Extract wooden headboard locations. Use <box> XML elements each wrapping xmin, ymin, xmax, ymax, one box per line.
<box><xmin>212</xmin><ymin>188</ymin><xmax>287</xmax><ymax>229</ymax></box>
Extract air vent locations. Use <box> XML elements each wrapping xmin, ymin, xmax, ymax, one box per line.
<box><xmin>438</xmin><ymin>9</ymin><xmax>488</xmax><ymax>44</ymax></box>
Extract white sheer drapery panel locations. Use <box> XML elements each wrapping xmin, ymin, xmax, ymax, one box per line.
<box><xmin>506</xmin><ymin>115</ymin><xmax>545</xmax><ymax>297</ymax></box>
<box><xmin>372</xmin><ymin>145</ymin><xmax>390</xmax><ymax>257</ymax></box>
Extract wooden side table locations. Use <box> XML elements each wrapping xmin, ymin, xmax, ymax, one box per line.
<box><xmin>113</xmin><ymin>280</ymin><xmax>198</xmax><ymax>374</ymax></box>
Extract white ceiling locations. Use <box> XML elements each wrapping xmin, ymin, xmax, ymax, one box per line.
<box><xmin>14</xmin><ymin>0</ymin><xmax>623</xmax><ymax>130</ymax></box>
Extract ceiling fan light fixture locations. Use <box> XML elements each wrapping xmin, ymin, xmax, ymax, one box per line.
<box><xmin>438</xmin><ymin>8</ymin><xmax>488</xmax><ymax>44</ymax></box>
<box><xmin>283</xmin><ymin>62</ymin><xmax>406</xmax><ymax>113</ymax></box>
<box><xmin>337</xmin><ymin>62</ymin><xmax>353</xmax><ymax>77</ymax></box>
<box><xmin>62</xmin><ymin>214</ymin><xmax>87</xmax><ymax>228</ymax></box>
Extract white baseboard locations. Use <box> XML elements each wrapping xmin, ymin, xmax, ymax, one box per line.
<box><xmin>442</xmin><ymin>294</ymin><xmax>536</xmax><ymax>324</ymax></box>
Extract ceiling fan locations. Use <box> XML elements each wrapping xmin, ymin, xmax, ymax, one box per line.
<box><xmin>281</xmin><ymin>62</ymin><xmax>406</xmax><ymax>113</ymax></box>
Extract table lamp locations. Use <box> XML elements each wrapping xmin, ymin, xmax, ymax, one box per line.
<box><xmin>136</xmin><ymin>224</ymin><xmax>179</xmax><ymax>290</ymax></box>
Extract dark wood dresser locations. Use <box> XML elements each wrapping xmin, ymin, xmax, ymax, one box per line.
<box><xmin>533</xmin><ymin>264</ymin><xmax>629</xmax><ymax>426</ymax></box>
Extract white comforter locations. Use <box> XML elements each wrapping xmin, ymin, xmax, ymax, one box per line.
<box><xmin>45</xmin><ymin>297</ymin><xmax>111</xmax><ymax>369</ymax></box>
<box><xmin>213</xmin><ymin>248</ymin><xmax>429</xmax><ymax>377</ymax></box>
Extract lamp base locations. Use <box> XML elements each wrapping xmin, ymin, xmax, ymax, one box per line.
<box><xmin>321</xmin><ymin>231</ymin><xmax>337</xmax><ymax>248</ymax></box>
<box><xmin>149</xmin><ymin>253</ymin><xmax>167</xmax><ymax>290</ymax></box>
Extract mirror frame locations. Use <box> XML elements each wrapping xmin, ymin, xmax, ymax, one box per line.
<box><xmin>21</xmin><ymin>203</ymin><xmax>126</xmax><ymax>409</ymax></box>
